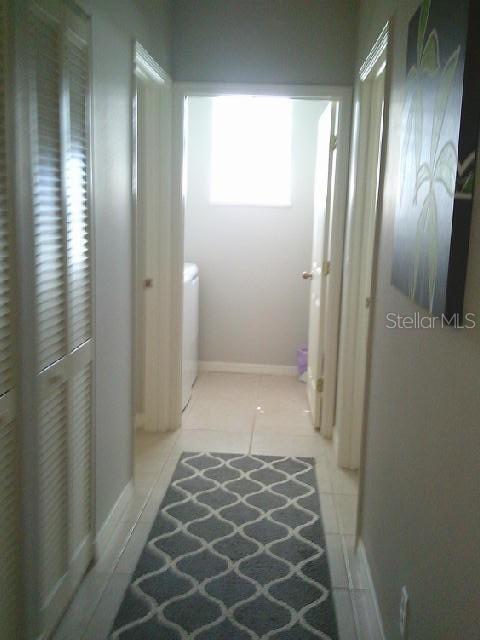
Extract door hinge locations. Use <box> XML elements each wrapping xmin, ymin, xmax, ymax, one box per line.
<box><xmin>322</xmin><ymin>260</ymin><xmax>331</xmax><ymax>275</ymax></box>
<box><xmin>366</xmin><ymin>296</ymin><xmax>373</xmax><ymax>308</ymax></box>
<box><xmin>330</xmin><ymin>134</ymin><xmax>337</xmax><ymax>151</ymax></box>
<box><xmin>316</xmin><ymin>377</ymin><xmax>324</xmax><ymax>393</ymax></box>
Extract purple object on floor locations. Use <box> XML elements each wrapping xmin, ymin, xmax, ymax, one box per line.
<box><xmin>297</xmin><ymin>345</ymin><xmax>308</xmax><ymax>376</ymax></box>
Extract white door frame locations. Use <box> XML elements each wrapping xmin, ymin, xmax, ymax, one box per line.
<box><xmin>171</xmin><ymin>82</ymin><xmax>352</xmax><ymax>434</ymax></box>
<box><xmin>132</xmin><ymin>43</ymin><xmax>173</xmax><ymax>437</ymax></box>
<box><xmin>336</xmin><ymin>23</ymin><xmax>391</xmax><ymax>473</ymax></box>
<box><xmin>354</xmin><ymin>21</ymin><xmax>393</xmax><ymax>543</ymax></box>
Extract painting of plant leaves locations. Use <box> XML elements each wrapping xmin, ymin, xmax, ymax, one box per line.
<box><xmin>392</xmin><ymin>0</ymin><xmax>480</xmax><ymax>317</ymax></box>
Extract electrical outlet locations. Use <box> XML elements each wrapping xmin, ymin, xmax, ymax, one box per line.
<box><xmin>399</xmin><ymin>586</ymin><xmax>409</xmax><ymax>637</ymax></box>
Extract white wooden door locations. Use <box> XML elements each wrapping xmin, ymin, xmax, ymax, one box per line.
<box><xmin>134</xmin><ymin>44</ymin><xmax>172</xmax><ymax>433</ymax></box>
<box><xmin>28</xmin><ymin>1</ymin><xmax>93</xmax><ymax>634</ymax></box>
<box><xmin>307</xmin><ymin>103</ymin><xmax>337</xmax><ymax>430</ymax></box>
<box><xmin>0</xmin><ymin>1</ymin><xmax>21</xmax><ymax>635</ymax></box>
<box><xmin>335</xmin><ymin>50</ymin><xmax>387</xmax><ymax>470</ymax></box>
<box><xmin>350</xmin><ymin>69</ymin><xmax>385</xmax><ymax>463</ymax></box>
<box><xmin>140</xmin><ymin>76</ymin><xmax>162</xmax><ymax>432</ymax></box>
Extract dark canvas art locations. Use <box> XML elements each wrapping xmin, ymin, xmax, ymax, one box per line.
<box><xmin>391</xmin><ymin>0</ymin><xmax>480</xmax><ymax>317</ymax></box>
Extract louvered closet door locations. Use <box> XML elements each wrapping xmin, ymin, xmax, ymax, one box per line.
<box><xmin>29</xmin><ymin>1</ymin><xmax>93</xmax><ymax>634</ymax></box>
<box><xmin>30</xmin><ymin>5</ymin><xmax>69</xmax><ymax>619</ymax></box>
<box><xmin>64</xmin><ymin>5</ymin><xmax>93</xmax><ymax>583</ymax></box>
<box><xmin>0</xmin><ymin>1</ymin><xmax>20</xmax><ymax>636</ymax></box>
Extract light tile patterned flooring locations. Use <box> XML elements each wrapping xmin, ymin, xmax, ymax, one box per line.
<box><xmin>54</xmin><ymin>372</ymin><xmax>383</xmax><ymax>640</ymax></box>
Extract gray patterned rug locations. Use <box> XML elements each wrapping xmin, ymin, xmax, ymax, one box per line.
<box><xmin>110</xmin><ymin>452</ymin><xmax>338</xmax><ymax>639</ymax></box>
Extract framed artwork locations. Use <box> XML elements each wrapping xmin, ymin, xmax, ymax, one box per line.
<box><xmin>391</xmin><ymin>0</ymin><xmax>480</xmax><ymax>317</ymax></box>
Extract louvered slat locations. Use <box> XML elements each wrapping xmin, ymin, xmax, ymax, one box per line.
<box><xmin>66</xmin><ymin>32</ymin><xmax>91</xmax><ymax>350</ymax></box>
<box><xmin>70</xmin><ymin>361</ymin><xmax>91</xmax><ymax>550</ymax></box>
<box><xmin>30</xmin><ymin>9</ymin><xmax>67</xmax><ymax>372</ymax></box>
<box><xmin>0</xmin><ymin>0</ymin><xmax>19</xmax><ymax>635</ymax></box>
<box><xmin>0</xmin><ymin>0</ymin><xmax>12</xmax><ymax>397</ymax></box>
<box><xmin>0</xmin><ymin>418</ymin><xmax>19</xmax><ymax>637</ymax></box>
<box><xmin>38</xmin><ymin>379</ymin><xmax>68</xmax><ymax>604</ymax></box>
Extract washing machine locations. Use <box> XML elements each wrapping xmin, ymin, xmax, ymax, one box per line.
<box><xmin>182</xmin><ymin>263</ymin><xmax>199</xmax><ymax>410</ymax></box>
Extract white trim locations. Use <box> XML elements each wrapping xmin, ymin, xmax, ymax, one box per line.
<box><xmin>175</xmin><ymin>81</ymin><xmax>352</xmax><ymax>101</ymax></box>
<box><xmin>135</xmin><ymin>42</ymin><xmax>170</xmax><ymax>86</ymax></box>
<box><xmin>95</xmin><ymin>480</ymin><xmax>133</xmax><ymax>560</ymax></box>
<box><xmin>336</xmin><ymin>22</ymin><xmax>391</xmax><ymax>471</ymax></box>
<box><xmin>357</xmin><ymin>540</ymin><xmax>386</xmax><ymax>640</ymax></box>
<box><xmin>359</xmin><ymin>23</ymin><xmax>389</xmax><ymax>81</ymax></box>
<box><xmin>42</xmin><ymin>534</ymin><xmax>94</xmax><ymax>639</ymax></box>
<box><xmin>199</xmin><ymin>361</ymin><xmax>298</xmax><ymax>376</ymax></box>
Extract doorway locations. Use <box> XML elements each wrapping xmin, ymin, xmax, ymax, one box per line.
<box><xmin>183</xmin><ymin>94</ymin><xmax>322</xmax><ymax>435</ymax></box>
<box><xmin>173</xmin><ymin>85</ymin><xmax>350</xmax><ymax>438</ymax></box>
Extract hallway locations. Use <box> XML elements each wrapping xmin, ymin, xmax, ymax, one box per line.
<box><xmin>54</xmin><ymin>373</ymin><xmax>383</xmax><ymax>639</ymax></box>
<box><xmin>4</xmin><ymin>1</ymin><xmax>479</xmax><ymax>637</ymax></box>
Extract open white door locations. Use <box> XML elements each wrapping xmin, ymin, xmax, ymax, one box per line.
<box><xmin>336</xmin><ymin>48</ymin><xmax>387</xmax><ymax>469</ymax></box>
<box><xmin>306</xmin><ymin>102</ymin><xmax>338</xmax><ymax>432</ymax></box>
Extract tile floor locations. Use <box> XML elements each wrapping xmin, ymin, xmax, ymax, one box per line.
<box><xmin>54</xmin><ymin>372</ymin><xmax>383</xmax><ymax>640</ymax></box>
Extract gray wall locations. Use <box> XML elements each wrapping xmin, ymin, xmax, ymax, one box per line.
<box><xmin>172</xmin><ymin>0</ymin><xmax>358</xmax><ymax>85</ymax></box>
<box><xmin>78</xmin><ymin>0</ymin><xmax>171</xmax><ymax>531</ymax></box>
<box><xmin>184</xmin><ymin>97</ymin><xmax>326</xmax><ymax>366</ymax></box>
<box><xmin>357</xmin><ymin>1</ymin><xmax>480</xmax><ymax>637</ymax></box>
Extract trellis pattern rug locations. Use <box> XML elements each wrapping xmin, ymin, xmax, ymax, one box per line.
<box><xmin>110</xmin><ymin>452</ymin><xmax>338</xmax><ymax>639</ymax></box>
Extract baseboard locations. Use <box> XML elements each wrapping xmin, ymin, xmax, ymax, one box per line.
<box><xmin>357</xmin><ymin>539</ymin><xmax>386</xmax><ymax>639</ymax></box>
<box><xmin>42</xmin><ymin>533</ymin><xmax>94</xmax><ymax>638</ymax></box>
<box><xmin>199</xmin><ymin>361</ymin><xmax>297</xmax><ymax>376</ymax></box>
<box><xmin>95</xmin><ymin>480</ymin><xmax>134</xmax><ymax>560</ymax></box>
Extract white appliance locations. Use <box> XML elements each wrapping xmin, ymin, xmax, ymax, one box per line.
<box><xmin>182</xmin><ymin>263</ymin><xmax>199</xmax><ymax>410</ymax></box>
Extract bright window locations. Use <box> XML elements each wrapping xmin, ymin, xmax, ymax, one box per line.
<box><xmin>210</xmin><ymin>96</ymin><xmax>292</xmax><ymax>206</ymax></box>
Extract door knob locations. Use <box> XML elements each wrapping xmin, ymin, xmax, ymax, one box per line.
<box><xmin>302</xmin><ymin>271</ymin><xmax>313</xmax><ymax>280</ymax></box>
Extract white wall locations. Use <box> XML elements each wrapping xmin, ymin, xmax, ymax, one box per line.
<box><xmin>172</xmin><ymin>0</ymin><xmax>358</xmax><ymax>85</ymax></box>
<box><xmin>355</xmin><ymin>1</ymin><xmax>480</xmax><ymax>638</ymax></box>
<box><xmin>78</xmin><ymin>0</ymin><xmax>171</xmax><ymax>531</ymax></box>
<box><xmin>184</xmin><ymin>97</ymin><xmax>327</xmax><ymax>367</ymax></box>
